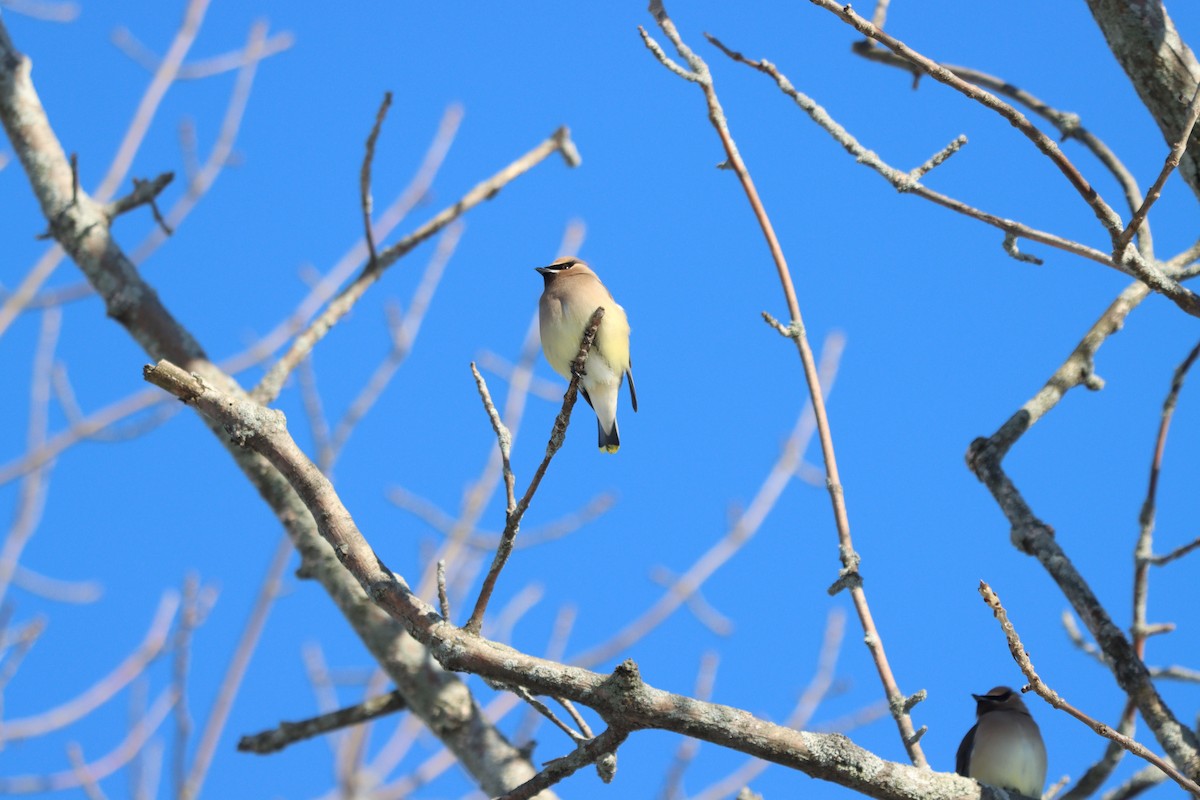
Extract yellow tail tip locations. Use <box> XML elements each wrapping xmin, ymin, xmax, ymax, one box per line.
<box><xmin>600</xmin><ymin>443</ymin><xmax>620</xmax><ymax>454</ymax></box>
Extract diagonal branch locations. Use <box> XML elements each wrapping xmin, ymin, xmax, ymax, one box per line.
<box><xmin>464</xmin><ymin>307</ymin><xmax>603</xmax><ymax>636</ymax></box>
<box><xmin>1116</xmin><ymin>83</ymin><xmax>1200</xmax><ymax>253</ymax></box>
<box><xmin>252</xmin><ymin>126</ymin><xmax>581</xmax><ymax>403</ymax></box>
<box><xmin>0</xmin><ymin>20</ymin><xmax>554</xmax><ymax>796</ymax></box>
<box><xmin>807</xmin><ymin>0</ymin><xmax>1123</xmax><ymax>236</ymax></box>
<box><xmin>808</xmin><ymin>0</ymin><xmax>1200</xmax><ymax>319</ymax></box>
<box><xmin>360</xmin><ymin>91</ymin><xmax>393</xmax><ymax>269</ymax></box>
<box><xmin>980</xmin><ymin>582</ymin><xmax>1199</xmax><ymax>795</ymax></box>
<box><xmin>237</xmin><ymin>690</ymin><xmax>407</xmax><ymax>755</ymax></box>
<box><xmin>144</xmin><ymin>357</ymin><xmax>993</xmax><ymax>800</ymax></box>
<box><xmin>850</xmin><ymin>40</ymin><xmax>1155</xmax><ymax>259</ymax></box>
<box><xmin>708</xmin><ymin>36</ymin><xmax>1116</xmax><ymax>270</ymax></box>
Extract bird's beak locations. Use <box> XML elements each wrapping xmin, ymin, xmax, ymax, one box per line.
<box><xmin>535</xmin><ymin>266</ymin><xmax>552</xmax><ymax>275</ymax></box>
<box><xmin>971</xmin><ymin>694</ymin><xmax>986</xmax><ymax>702</ymax></box>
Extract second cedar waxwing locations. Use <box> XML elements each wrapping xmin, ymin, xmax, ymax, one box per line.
<box><xmin>956</xmin><ymin>686</ymin><xmax>1047</xmax><ymax>798</ymax></box>
<box><xmin>536</xmin><ymin>257</ymin><xmax>637</xmax><ymax>453</ymax></box>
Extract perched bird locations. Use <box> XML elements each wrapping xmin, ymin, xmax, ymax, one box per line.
<box><xmin>536</xmin><ymin>257</ymin><xmax>637</xmax><ymax>453</ymax></box>
<box><xmin>956</xmin><ymin>686</ymin><xmax>1047</xmax><ymax>798</ymax></box>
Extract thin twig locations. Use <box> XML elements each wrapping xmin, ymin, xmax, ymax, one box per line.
<box><xmin>979</xmin><ymin>581</ymin><xmax>1200</xmax><ymax>796</ymax></box>
<box><xmin>181</xmin><ymin>533</ymin><xmax>293</xmax><ymax>800</ymax></box>
<box><xmin>296</xmin><ymin>356</ymin><xmax>332</xmax><ymax>470</ymax></box>
<box><xmin>693</xmin><ymin>608</ymin><xmax>848</xmax><ymax>800</ymax></box>
<box><xmin>252</xmin><ymin>126</ymin><xmax>581</xmax><ymax>403</ymax></box>
<box><xmin>66</xmin><ymin>742</ymin><xmax>109</xmax><ymax>800</ymax></box>
<box><xmin>571</xmin><ymin>332</ymin><xmax>844</xmax><ymax>668</ymax></box>
<box><xmin>103</xmin><ymin>171</ymin><xmax>174</xmax><ymax>221</ymax></box>
<box><xmin>643</xmin><ymin>2</ymin><xmax>926</xmax><ymax>765</ymax></box>
<box><xmin>510</xmin><ymin>686</ymin><xmax>584</xmax><ymax>743</ymax></box>
<box><xmin>0</xmin><ymin>307</ymin><xmax>60</xmax><ymax>609</ymax></box>
<box><xmin>850</xmin><ymin>42</ymin><xmax>1154</xmax><ymax>258</ymax></box>
<box><xmin>464</xmin><ymin>308</ymin><xmax>604</xmax><ymax>635</ymax></box>
<box><xmin>1061</xmin><ymin>698</ymin><xmax>1137</xmax><ymax>800</ymax></box>
<box><xmin>0</xmin><ymin>617</ymin><xmax>45</xmax><ymax>691</ymax></box>
<box><xmin>0</xmin><ymin>0</ymin><xmax>79</xmax><ymax>22</ymax></box>
<box><xmin>111</xmin><ymin>24</ymin><xmax>293</xmax><ymax>80</ymax></box>
<box><xmin>1132</xmin><ymin>340</ymin><xmax>1200</xmax><ymax>645</ymax></box>
<box><xmin>494</xmin><ymin>727</ymin><xmax>629</xmax><ymax>800</ymax></box>
<box><xmin>325</xmin><ymin>222</ymin><xmax>460</xmax><ymax>469</ymax></box>
<box><xmin>0</xmin><ymin>688</ymin><xmax>177</xmax><ymax>793</ymax></box>
<box><xmin>0</xmin><ymin>593</ymin><xmax>178</xmax><ymax>741</ymax></box>
<box><xmin>1116</xmin><ymin>83</ymin><xmax>1200</xmax><ymax>253</ymax></box>
<box><xmin>1101</xmin><ymin>763</ymin><xmax>1170</xmax><ymax>800</ymax></box>
<box><xmin>709</xmin><ymin>35</ymin><xmax>1114</xmax><ymax>270</ymax></box>
<box><xmin>436</xmin><ymin>560</ymin><xmax>451</xmax><ymax>620</ymax></box>
<box><xmin>237</xmin><ymin>690</ymin><xmax>407</xmax><ymax>755</ymax></box>
<box><xmin>171</xmin><ymin>576</ymin><xmax>201</xmax><ymax>799</ymax></box>
<box><xmin>361</xmin><ymin>92</ymin><xmax>393</xmax><ymax>268</ymax></box>
<box><xmin>1149</xmin><ymin>535</ymin><xmax>1200</xmax><ymax>567</ymax></box>
<box><xmin>471</xmin><ymin>362</ymin><xmax>517</xmax><ymax>514</ymax></box>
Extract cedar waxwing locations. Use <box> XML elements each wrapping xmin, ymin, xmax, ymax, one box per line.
<box><xmin>536</xmin><ymin>257</ymin><xmax>637</xmax><ymax>453</ymax></box>
<box><xmin>956</xmin><ymin>686</ymin><xmax>1047</xmax><ymax>798</ymax></box>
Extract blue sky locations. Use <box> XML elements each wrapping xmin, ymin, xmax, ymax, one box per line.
<box><xmin>3</xmin><ymin>1</ymin><xmax>1199</xmax><ymax>798</ymax></box>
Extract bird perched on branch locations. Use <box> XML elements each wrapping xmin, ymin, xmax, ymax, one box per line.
<box><xmin>536</xmin><ymin>257</ymin><xmax>637</xmax><ymax>453</ymax></box>
<box><xmin>956</xmin><ymin>686</ymin><xmax>1047</xmax><ymax>798</ymax></box>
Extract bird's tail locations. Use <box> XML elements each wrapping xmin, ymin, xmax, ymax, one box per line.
<box><xmin>598</xmin><ymin>418</ymin><xmax>620</xmax><ymax>454</ymax></box>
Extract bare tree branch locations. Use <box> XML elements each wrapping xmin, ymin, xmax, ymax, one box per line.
<box><xmin>0</xmin><ymin>593</ymin><xmax>178</xmax><ymax>742</ymax></box>
<box><xmin>641</xmin><ymin>1</ymin><xmax>926</xmax><ymax>766</ymax></box>
<box><xmin>1085</xmin><ymin>0</ymin><xmax>1200</xmax><ymax>201</ymax></box>
<box><xmin>238</xmin><ymin>691</ymin><xmax>407</xmax><ymax>755</ymax></box>
<box><xmin>0</xmin><ymin>688</ymin><xmax>177</xmax><ymax>793</ymax></box>
<box><xmin>979</xmin><ymin>582</ymin><xmax>1199</xmax><ymax>795</ymax></box>
<box><xmin>252</xmin><ymin>126</ymin><xmax>582</xmax><ymax>403</ymax></box>
<box><xmin>0</xmin><ymin>20</ymin><xmax>550</xmax><ymax>794</ymax></box>
<box><xmin>142</xmin><ymin>357</ymin><xmax>994</xmax><ymax>800</ymax></box>
<box><xmin>464</xmin><ymin>307</ymin><xmax>604</xmax><ymax>635</ymax></box>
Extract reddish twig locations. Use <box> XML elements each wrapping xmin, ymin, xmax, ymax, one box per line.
<box><xmin>641</xmin><ymin>1</ymin><xmax>926</xmax><ymax>765</ymax></box>
<box><xmin>571</xmin><ymin>332</ymin><xmax>843</xmax><ymax>668</ymax></box>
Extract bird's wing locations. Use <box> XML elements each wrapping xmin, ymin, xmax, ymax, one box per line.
<box><xmin>955</xmin><ymin>723</ymin><xmax>978</xmax><ymax>776</ymax></box>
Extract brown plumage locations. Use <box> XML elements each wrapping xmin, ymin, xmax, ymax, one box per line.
<box><xmin>536</xmin><ymin>257</ymin><xmax>636</xmax><ymax>452</ymax></box>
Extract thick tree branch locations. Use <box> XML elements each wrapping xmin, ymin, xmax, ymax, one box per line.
<box><xmin>144</xmin><ymin>357</ymin><xmax>1009</xmax><ymax>800</ymax></box>
<box><xmin>966</xmin><ymin>440</ymin><xmax>1200</xmax><ymax>779</ymax></box>
<box><xmin>0</xmin><ymin>22</ymin><xmax>549</xmax><ymax>797</ymax></box>
<box><xmin>1085</xmin><ymin>0</ymin><xmax>1200</xmax><ymax>202</ymax></box>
